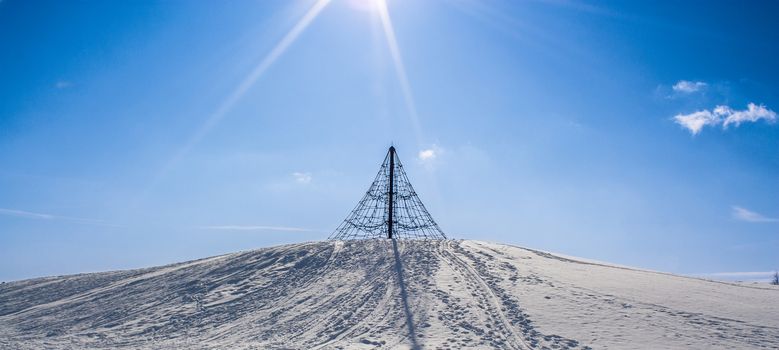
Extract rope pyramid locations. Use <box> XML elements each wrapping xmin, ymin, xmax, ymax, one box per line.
<box><xmin>329</xmin><ymin>147</ymin><xmax>447</xmax><ymax>240</ymax></box>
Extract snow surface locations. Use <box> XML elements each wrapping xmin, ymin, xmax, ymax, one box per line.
<box><xmin>1</xmin><ymin>239</ymin><xmax>777</xmax><ymax>349</ymax></box>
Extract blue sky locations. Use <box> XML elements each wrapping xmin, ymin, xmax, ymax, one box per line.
<box><xmin>1</xmin><ymin>0</ymin><xmax>777</xmax><ymax>282</ymax></box>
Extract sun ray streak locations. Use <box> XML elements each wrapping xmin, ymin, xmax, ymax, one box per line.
<box><xmin>376</xmin><ymin>0</ymin><xmax>446</xmax><ymax>227</ymax></box>
<box><xmin>376</xmin><ymin>0</ymin><xmax>423</xmax><ymax>146</ymax></box>
<box><xmin>183</xmin><ymin>0</ymin><xmax>332</xmax><ymax>156</ymax></box>
<box><xmin>134</xmin><ymin>0</ymin><xmax>331</xmax><ymax>207</ymax></box>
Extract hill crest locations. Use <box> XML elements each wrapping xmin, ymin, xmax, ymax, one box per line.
<box><xmin>1</xmin><ymin>239</ymin><xmax>777</xmax><ymax>349</ymax></box>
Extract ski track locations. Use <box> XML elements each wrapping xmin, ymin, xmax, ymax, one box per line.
<box><xmin>435</xmin><ymin>242</ymin><xmax>525</xmax><ymax>349</ymax></box>
<box><xmin>1</xmin><ymin>239</ymin><xmax>777</xmax><ymax>349</ymax></box>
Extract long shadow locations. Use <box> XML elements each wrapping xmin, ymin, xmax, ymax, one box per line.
<box><xmin>391</xmin><ymin>239</ymin><xmax>421</xmax><ymax>350</ymax></box>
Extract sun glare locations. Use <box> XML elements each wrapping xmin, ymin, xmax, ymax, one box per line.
<box><xmin>348</xmin><ymin>0</ymin><xmax>385</xmax><ymax>13</ymax></box>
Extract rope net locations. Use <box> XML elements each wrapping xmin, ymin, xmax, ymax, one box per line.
<box><xmin>329</xmin><ymin>147</ymin><xmax>447</xmax><ymax>240</ymax></box>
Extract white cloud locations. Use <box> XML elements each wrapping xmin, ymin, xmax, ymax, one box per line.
<box><xmin>673</xmin><ymin>103</ymin><xmax>777</xmax><ymax>135</ymax></box>
<box><xmin>731</xmin><ymin>206</ymin><xmax>778</xmax><ymax>223</ymax></box>
<box><xmin>713</xmin><ymin>105</ymin><xmax>732</xmax><ymax>117</ymax></box>
<box><xmin>0</xmin><ymin>207</ymin><xmax>117</xmax><ymax>226</ymax></box>
<box><xmin>197</xmin><ymin>225</ymin><xmax>318</xmax><ymax>232</ymax></box>
<box><xmin>292</xmin><ymin>172</ymin><xmax>312</xmax><ymax>184</ymax></box>
<box><xmin>722</xmin><ymin>103</ymin><xmax>777</xmax><ymax>128</ymax></box>
<box><xmin>672</xmin><ymin>80</ymin><xmax>707</xmax><ymax>93</ymax></box>
<box><xmin>418</xmin><ymin>149</ymin><xmax>436</xmax><ymax>161</ymax></box>
<box><xmin>673</xmin><ymin>110</ymin><xmax>719</xmax><ymax>135</ymax></box>
<box><xmin>418</xmin><ymin>145</ymin><xmax>444</xmax><ymax>163</ymax></box>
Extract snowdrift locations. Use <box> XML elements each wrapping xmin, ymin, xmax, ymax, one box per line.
<box><xmin>1</xmin><ymin>240</ymin><xmax>777</xmax><ymax>349</ymax></box>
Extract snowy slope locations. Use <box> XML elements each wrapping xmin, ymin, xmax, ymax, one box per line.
<box><xmin>1</xmin><ymin>240</ymin><xmax>777</xmax><ymax>349</ymax></box>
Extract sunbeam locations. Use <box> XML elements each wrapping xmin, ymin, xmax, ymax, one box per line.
<box><xmin>135</xmin><ymin>0</ymin><xmax>331</xmax><ymax>206</ymax></box>
<box><xmin>376</xmin><ymin>0</ymin><xmax>424</xmax><ymax>146</ymax></box>
<box><xmin>185</xmin><ymin>0</ymin><xmax>332</xmax><ymax>154</ymax></box>
<box><xmin>375</xmin><ymin>0</ymin><xmax>446</xmax><ymax>227</ymax></box>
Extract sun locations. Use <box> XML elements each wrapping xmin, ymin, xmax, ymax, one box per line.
<box><xmin>347</xmin><ymin>0</ymin><xmax>386</xmax><ymax>13</ymax></box>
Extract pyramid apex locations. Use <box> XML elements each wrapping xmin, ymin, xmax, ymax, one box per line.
<box><xmin>329</xmin><ymin>147</ymin><xmax>446</xmax><ymax>240</ymax></box>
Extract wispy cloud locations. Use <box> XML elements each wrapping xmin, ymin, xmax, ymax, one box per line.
<box><xmin>197</xmin><ymin>225</ymin><xmax>320</xmax><ymax>232</ymax></box>
<box><xmin>732</xmin><ymin>206</ymin><xmax>778</xmax><ymax>223</ymax></box>
<box><xmin>292</xmin><ymin>172</ymin><xmax>312</xmax><ymax>184</ymax></box>
<box><xmin>692</xmin><ymin>271</ymin><xmax>776</xmax><ymax>283</ymax></box>
<box><xmin>672</xmin><ymin>80</ymin><xmax>707</xmax><ymax>93</ymax></box>
<box><xmin>701</xmin><ymin>271</ymin><xmax>775</xmax><ymax>277</ymax></box>
<box><xmin>0</xmin><ymin>208</ymin><xmax>56</xmax><ymax>220</ymax></box>
<box><xmin>55</xmin><ymin>80</ymin><xmax>73</xmax><ymax>89</ymax></box>
<box><xmin>0</xmin><ymin>208</ymin><xmax>118</xmax><ymax>227</ymax></box>
<box><xmin>673</xmin><ymin>103</ymin><xmax>777</xmax><ymax>135</ymax></box>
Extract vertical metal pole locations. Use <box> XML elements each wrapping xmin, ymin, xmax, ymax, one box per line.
<box><xmin>388</xmin><ymin>146</ymin><xmax>395</xmax><ymax>239</ymax></box>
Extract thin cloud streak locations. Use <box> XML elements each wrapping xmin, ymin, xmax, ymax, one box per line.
<box><xmin>0</xmin><ymin>208</ymin><xmax>119</xmax><ymax>227</ymax></box>
<box><xmin>699</xmin><ymin>271</ymin><xmax>775</xmax><ymax>277</ymax></box>
<box><xmin>691</xmin><ymin>271</ymin><xmax>776</xmax><ymax>282</ymax></box>
<box><xmin>197</xmin><ymin>225</ymin><xmax>322</xmax><ymax>233</ymax></box>
<box><xmin>0</xmin><ymin>208</ymin><xmax>55</xmax><ymax>220</ymax></box>
<box><xmin>141</xmin><ymin>0</ymin><xmax>332</xmax><ymax>201</ymax></box>
<box><xmin>672</xmin><ymin>80</ymin><xmax>707</xmax><ymax>93</ymax></box>
<box><xmin>292</xmin><ymin>172</ymin><xmax>313</xmax><ymax>184</ymax></box>
<box><xmin>732</xmin><ymin>206</ymin><xmax>778</xmax><ymax>223</ymax></box>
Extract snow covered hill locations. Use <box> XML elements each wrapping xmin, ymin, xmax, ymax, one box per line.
<box><xmin>1</xmin><ymin>240</ymin><xmax>777</xmax><ymax>349</ymax></box>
